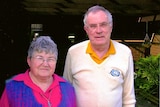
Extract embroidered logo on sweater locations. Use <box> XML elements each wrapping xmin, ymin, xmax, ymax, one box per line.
<box><xmin>110</xmin><ymin>69</ymin><xmax>120</xmax><ymax>77</ymax></box>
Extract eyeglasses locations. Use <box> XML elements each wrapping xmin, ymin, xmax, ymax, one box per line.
<box><xmin>32</xmin><ymin>56</ymin><xmax>56</xmax><ymax>64</ymax></box>
<box><xmin>87</xmin><ymin>22</ymin><xmax>112</xmax><ymax>30</ymax></box>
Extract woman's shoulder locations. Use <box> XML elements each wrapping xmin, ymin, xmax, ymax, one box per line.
<box><xmin>54</xmin><ymin>74</ymin><xmax>73</xmax><ymax>87</ymax></box>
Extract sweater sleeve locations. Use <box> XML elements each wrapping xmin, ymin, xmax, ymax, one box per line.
<box><xmin>63</xmin><ymin>51</ymin><xmax>73</xmax><ymax>84</ymax></box>
<box><xmin>122</xmin><ymin>51</ymin><xmax>136</xmax><ymax>107</ymax></box>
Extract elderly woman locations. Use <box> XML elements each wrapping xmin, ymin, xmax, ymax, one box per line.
<box><xmin>0</xmin><ymin>36</ymin><xmax>76</xmax><ymax>107</ymax></box>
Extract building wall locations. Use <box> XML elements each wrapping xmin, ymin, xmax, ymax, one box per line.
<box><xmin>129</xmin><ymin>46</ymin><xmax>145</xmax><ymax>61</ymax></box>
<box><xmin>150</xmin><ymin>35</ymin><xmax>160</xmax><ymax>55</ymax></box>
<box><xmin>116</xmin><ymin>35</ymin><xmax>160</xmax><ymax>61</ymax></box>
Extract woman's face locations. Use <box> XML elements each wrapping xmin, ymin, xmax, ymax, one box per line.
<box><xmin>27</xmin><ymin>51</ymin><xmax>57</xmax><ymax>79</ymax></box>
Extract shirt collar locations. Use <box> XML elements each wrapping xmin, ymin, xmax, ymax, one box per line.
<box><xmin>86</xmin><ymin>40</ymin><xmax>116</xmax><ymax>58</ymax></box>
<box><xmin>13</xmin><ymin>69</ymin><xmax>66</xmax><ymax>92</ymax></box>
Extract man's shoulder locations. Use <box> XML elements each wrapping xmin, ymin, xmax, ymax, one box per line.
<box><xmin>112</xmin><ymin>40</ymin><xmax>131</xmax><ymax>53</ymax></box>
<box><xmin>68</xmin><ymin>40</ymin><xmax>89</xmax><ymax>51</ymax></box>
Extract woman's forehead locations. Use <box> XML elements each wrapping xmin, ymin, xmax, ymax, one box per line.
<box><xmin>33</xmin><ymin>51</ymin><xmax>54</xmax><ymax>56</ymax></box>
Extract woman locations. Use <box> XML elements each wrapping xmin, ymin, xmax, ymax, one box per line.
<box><xmin>0</xmin><ymin>36</ymin><xmax>76</xmax><ymax>107</ymax></box>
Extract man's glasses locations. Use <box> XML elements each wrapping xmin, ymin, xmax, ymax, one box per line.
<box><xmin>32</xmin><ymin>56</ymin><xmax>56</xmax><ymax>64</ymax></box>
<box><xmin>87</xmin><ymin>22</ymin><xmax>112</xmax><ymax>30</ymax></box>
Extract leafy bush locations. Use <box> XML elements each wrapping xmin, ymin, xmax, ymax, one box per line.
<box><xmin>135</xmin><ymin>54</ymin><xmax>160</xmax><ymax>93</ymax></box>
<box><xmin>135</xmin><ymin>54</ymin><xmax>160</xmax><ymax>105</ymax></box>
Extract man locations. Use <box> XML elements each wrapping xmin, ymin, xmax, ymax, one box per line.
<box><xmin>63</xmin><ymin>5</ymin><xmax>136</xmax><ymax>107</ymax></box>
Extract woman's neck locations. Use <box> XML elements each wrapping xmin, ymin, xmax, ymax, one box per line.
<box><xmin>29</xmin><ymin>72</ymin><xmax>53</xmax><ymax>92</ymax></box>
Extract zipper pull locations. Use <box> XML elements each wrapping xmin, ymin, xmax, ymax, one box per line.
<box><xmin>48</xmin><ymin>100</ymin><xmax>52</xmax><ymax>107</ymax></box>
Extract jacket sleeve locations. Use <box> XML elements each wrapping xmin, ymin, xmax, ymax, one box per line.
<box><xmin>0</xmin><ymin>88</ymin><xmax>9</xmax><ymax>107</ymax></box>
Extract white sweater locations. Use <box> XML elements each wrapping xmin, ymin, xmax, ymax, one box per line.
<box><xmin>63</xmin><ymin>40</ymin><xmax>136</xmax><ymax>107</ymax></box>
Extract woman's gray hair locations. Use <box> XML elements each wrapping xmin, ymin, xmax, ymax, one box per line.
<box><xmin>83</xmin><ymin>5</ymin><xmax>113</xmax><ymax>26</ymax></box>
<box><xmin>27</xmin><ymin>36</ymin><xmax>58</xmax><ymax>60</ymax></box>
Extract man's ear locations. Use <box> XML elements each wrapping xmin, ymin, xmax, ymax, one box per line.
<box><xmin>84</xmin><ymin>26</ymin><xmax>88</xmax><ymax>33</ymax></box>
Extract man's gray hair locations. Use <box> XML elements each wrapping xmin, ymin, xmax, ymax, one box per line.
<box><xmin>83</xmin><ymin>5</ymin><xmax>113</xmax><ymax>26</ymax></box>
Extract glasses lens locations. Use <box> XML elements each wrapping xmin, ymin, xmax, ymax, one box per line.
<box><xmin>32</xmin><ymin>56</ymin><xmax>56</xmax><ymax>64</ymax></box>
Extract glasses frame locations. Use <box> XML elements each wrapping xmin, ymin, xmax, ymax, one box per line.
<box><xmin>31</xmin><ymin>55</ymin><xmax>56</xmax><ymax>65</ymax></box>
<box><xmin>86</xmin><ymin>22</ymin><xmax>112</xmax><ymax>31</ymax></box>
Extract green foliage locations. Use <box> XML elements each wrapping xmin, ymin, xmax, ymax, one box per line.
<box><xmin>135</xmin><ymin>54</ymin><xmax>160</xmax><ymax>93</ymax></box>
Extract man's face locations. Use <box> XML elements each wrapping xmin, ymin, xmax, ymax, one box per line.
<box><xmin>84</xmin><ymin>10</ymin><xmax>112</xmax><ymax>47</ymax></box>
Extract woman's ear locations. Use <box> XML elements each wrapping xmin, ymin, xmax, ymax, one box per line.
<box><xmin>27</xmin><ymin>57</ymin><xmax>31</xmax><ymax>67</ymax></box>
